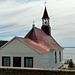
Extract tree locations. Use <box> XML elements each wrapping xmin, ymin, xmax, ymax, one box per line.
<box><xmin>68</xmin><ymin>59</ymin><xmax>74</xmax><ymax>68</ymax></box>
<box><xmin>0</xmin><ymin>41</ymin><xmax>8</xmax><ymax>47</ymax></box>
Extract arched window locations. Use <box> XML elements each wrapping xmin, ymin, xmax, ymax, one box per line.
<box><xmin>55</xmin><ymin>51</ymin><xmax>57</xmax><ymax>63</ymax></box>
<box><xmin>59</xmin><ymin>51</ymin><xmax>61</xmax><ymax>61</ymax></box>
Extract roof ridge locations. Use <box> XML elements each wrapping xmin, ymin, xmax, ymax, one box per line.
<box><xmin>33</xmin><ymin>28</ymin><xmax>39</xmax><ymax>43</ymax></box>
<box><xmin>25</xmin><ymin>27</ymin><xmax>39</xmax><ymax>43</ymax></box>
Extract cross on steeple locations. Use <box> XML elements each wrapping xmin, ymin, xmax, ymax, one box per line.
<box><xmin>33</xmin><ymin>21</ymin><xmax>35</xmax><ymax>24</ymax></box>
<box><xmin>44</xmin><ymin>1</ymin><xmax>47</xmax><ymax>7</ymax></box>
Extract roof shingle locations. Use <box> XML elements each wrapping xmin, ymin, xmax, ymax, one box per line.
<box><xmin>17</xmin><ymin>27</ymin><xmax>63</xmax><ymax>53</ymax></box>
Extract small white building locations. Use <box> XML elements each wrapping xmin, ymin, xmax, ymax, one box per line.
<box><xmin>0</xmin><ymin>6</ymin><xmax>63</xmax><ymax>69</ymax></box>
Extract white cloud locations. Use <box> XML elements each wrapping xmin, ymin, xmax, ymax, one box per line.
<box><xmin>0</xmin><ymin>0</ymin><xmax>75</xmax><ymax>47</ymax></box>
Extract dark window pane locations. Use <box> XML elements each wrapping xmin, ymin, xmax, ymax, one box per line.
<box><xmin>59</xmin><ymin>51</ymin><xmax>61</xmax><ymax>61</ymax></box>
<box><xmin>13</xmin><ymin>57</ymin><xmax>21</xmax><ymax>67</ymax></box>
<box><xmin>55</xmin><ymin>51</ymin><xmax>57</xmax><ymax>63</ymax></box>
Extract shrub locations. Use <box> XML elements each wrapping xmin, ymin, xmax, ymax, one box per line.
<box><xmin>68</xmin><ymin>59</ymin><xmax>74</xmax><ymax>68</ymax></box>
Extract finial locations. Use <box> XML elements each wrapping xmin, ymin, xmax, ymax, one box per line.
<box><xmin>44</xmin><ymin>1</ymin><xmax>47</xmax><ymax>7</ymax></box>
<box><xmin>32</xmin><ymin>21</ymin><xmax>35</xmax><ymax>28</ymax></box>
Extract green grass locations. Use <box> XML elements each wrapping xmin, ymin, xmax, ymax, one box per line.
<box><xmin>65</xmin><ymin>68</ymin><xmax>75</xmax><ymax>70</ymax></box>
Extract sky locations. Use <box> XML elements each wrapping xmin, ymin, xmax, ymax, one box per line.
<box><xmin>0</xmin><ymin>0</ymin><xmax>75</xmax><ymax>47</ymax></box>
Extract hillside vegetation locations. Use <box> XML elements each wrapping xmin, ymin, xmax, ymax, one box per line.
<box><xmin>0</xmin><ymin>41</ymin><xmax>8</xmax><ymax>47</ymax></box>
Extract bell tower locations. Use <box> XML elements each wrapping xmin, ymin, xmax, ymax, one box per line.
<box><xmin>41</xmin><ymin>3</ymin><xmax>51</xmax><ymax>36</ymax></box>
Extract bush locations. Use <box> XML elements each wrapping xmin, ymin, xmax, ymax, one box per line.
<box><xmin>68</xmin><ymin>59</ymin><xmax>74</xmax><ymax>68</ymax></box>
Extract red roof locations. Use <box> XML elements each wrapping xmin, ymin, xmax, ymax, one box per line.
<box><xmin>17</xmin><ymin>27</ymin><xmax>63</xmax><ymax>53</ymax></box>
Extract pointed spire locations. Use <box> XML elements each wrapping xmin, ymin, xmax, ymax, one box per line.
<box><xmin>42</xmin><ymin>6</ymin><xmax>49</xmax><ymax>19</ymax></box>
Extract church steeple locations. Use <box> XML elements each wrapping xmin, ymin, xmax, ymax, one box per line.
<box><xmin>41</xmin><ymin>5</ymin><xmax>51</xmax><ymax>36</ymax></box>
<box><xmin>42</xmin><ymin>7</ymin><xmax>49</xmax><ymax>19</ymax></box>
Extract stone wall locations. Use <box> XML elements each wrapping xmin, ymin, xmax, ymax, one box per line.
<box><xmin>0</xmin><ymin>67</ymin><xmax>75</xmax><ymax>75</ymax></box>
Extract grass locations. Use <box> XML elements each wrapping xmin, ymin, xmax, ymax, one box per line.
<box><xmin>66</xmin><ymin>68</ymin><xmax>75</xmax><ymax>70</ymax></box>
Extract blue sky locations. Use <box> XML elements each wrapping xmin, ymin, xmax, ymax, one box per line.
<box><xmin>0</xmin><ymin>0</ymin><xmax>75</xmax><ymax>47</ymax></box>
